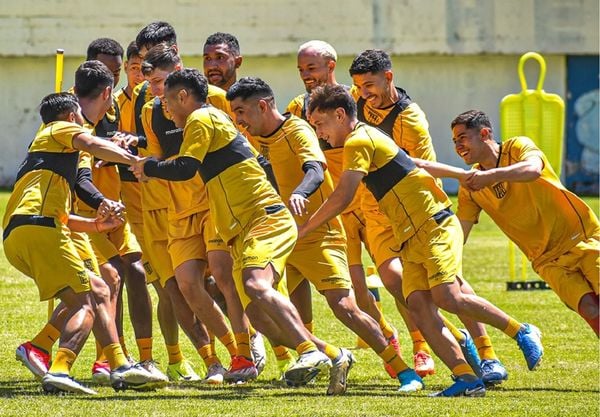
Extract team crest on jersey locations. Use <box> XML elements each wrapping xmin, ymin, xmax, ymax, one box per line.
<box><xmin>260</xmin><ymin>144</ymin><xmax>270</xmax><ymax>161</ymax></box>
<box><xmin>492</xmin><ymin>182</ymin><xmax>507</xmax><ymax>199</ymax></box>
<box><xmin>366</xmin><ymin>108</ymin><xmax>381</xmax><ymax>123</ymax></box>
<box><xmin>77</xmin><ymin>270</ymin><xmax>90</xmax><ymax>285</ymax></box>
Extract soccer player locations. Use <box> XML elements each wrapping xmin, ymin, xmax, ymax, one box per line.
<box><xmin>115</xmin><ymin>40</ymin><xmax>200</xmax><ymax>381</ymax></box>
<box><xmin>203</xmin><ymin>32</ymin><xmax>243</xmax><ymax>91</ymax></box>
<box><xmin>300</xmin><ymin>85</ymin><xmax>545</xmax><ymax>397</ymax></box>
<box><xmin>415</xmin><ymin>110</ymin><xmax>600</xmax><ymax>336</ymax></box>
<box><xmin>131</xmin><ymin>68</ymin><xmax>337</xmax><ymax>390</ymax></box>
<box><xmin>140</xmin><ymin>44</ymin><xmax>258</xmax><ymax>382</ymax></box>
<box><xmin>227</xmin><ymin>76</ymin><xmax>425</xmax><ymax>394</ymax></box>
<box><xmin>3</xmin><ymin>90</ymin><xmax>165</xmax><ymax>394</ymax></box>
<box><xmin>349</xmin><ymin>48</ymin><xmax>509</xmax><ymax>384</ymax></box>
<box><xmin>286</xmin><ymin>40</ymin><xmax>435</xmax><ymax>378</ymax></box>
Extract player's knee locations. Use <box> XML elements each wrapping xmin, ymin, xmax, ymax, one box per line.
<box><xmin>100</xmin><ymin>262</ymin><xmax>121</xmax><ymax>291</ymax></box>
<box><xmin>243</xmin><ymin>277</ymin><xmax>270</xmax><ymax>300</ymax></box>
<box><xmin>91</xmin><ymin>276</ymin><xmax>111</xmax><ymax>305</ymax></box>
<box><xmin>431</xmin><ymin>291</ymin><xmax>461</xmax><ymax>313</ymax></box>
<box><xmin>578</xmin><ymin>293</ymin><xmax>600</xmax><ymax>320</ymax></box>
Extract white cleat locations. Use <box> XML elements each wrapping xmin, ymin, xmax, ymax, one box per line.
<box><xmin>284</xmin><ymin>349</ymin><xmax>331</xmax><ymax>387</ymax></box>
<box><xmin>42</xmin><ymin>373</ymin><xmax>97</xmax><ymax>395</ymax></box>
<box><xmin>110</xmin><ymin>363</ymin><xmax>167</xmax><ymax>392</ymax></box>
<box><xmin>203</xmin><ymin>363</ymin><xmax>227</xmax><ymax>385</ymax></box>
<box><xmin>327</xmin><ymin>348</ymin><xmax>355</xmax><ymax>396</ymax></box>
<box><xmin>250</xmin><ymin>332</ymin><xmax>267</xmax><ymax>376</ymax></box>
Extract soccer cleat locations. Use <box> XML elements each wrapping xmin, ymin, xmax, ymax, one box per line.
<box><xmin>327</xmin><ymin>348</ymin><xmax>355</xmax><ymax>396</ymax></box>
<box><xmin>250</xmin><ymin>332</ymin><xmax>267</xmax><ymax>376</ymax></box>
<box><xmin>397</xmin><ymin>368</ymin><xmax>424</xmax><ymax>393</ymax></box>
<box><xmin>167</xmin><ymin>359</ymin><xmax>201</xmax><ymax>382</ymax></box>
<box><xmin>91</xmin><ymin>360</ymin><xmax>111</xmax><ymax>385</ymax></box>
<box><xmin>139</xmin><ymin>360</ymin><xmax>169</xmax><ymax>383</ymax></box>
<box><xmin>277</xmin><ymin>356</ymin><xmax>296</xmax><ymax>381</ymax></box>
<box><xmin>16</xmin><ymin>342</ymin><xmax>49</xmax><ymax>380</ymax></box>
<box><xmin>413</xmin><ymin>351</ymin><xmax>435</xmax><ymax>377</ymax></box>
<box><xmin>284</xmin><ymin>349</ymin><xmax>331</xmax><ymax>387</ymax></box>
<box><xmin>515</xmin><ymin>323</ymin><xmax>543</xmax><ymax>371</ymax></box>
<box><xmin>203</xmin><ymin>363</ymin><xmax>227</xmax><ymax>385</ymax></box>
<box><xmin>42</xmin><ymin>372</ymin><xmax>97</xmax><ymax>395</ymax></box>
<box><xmin>224</xmin><ymin>355</ymin><xmax>258</xmax><ymax>383</ymax></box>
<box><xmin>110</xmin><ymin>363</ymin><xmax>168</xmax><ymax>391</ymax></box>
<box><xmin>383</xmin><ymin>334</ymin><xmax>401</xmax><ymax>378</ymax></box>
<box><xmin>480</xmin><ymin>359</ymin><xmax>509</xmax><ymax>386</ymax></box>
<box><xmin>457</xmin><ymin>329</ymin><xmax>482</xmax><ymax>378</ymax></box>
<box><xmin>429</xmin><ymin>375</ymin><xmax>486</xmax><ymax>397</ymax></box>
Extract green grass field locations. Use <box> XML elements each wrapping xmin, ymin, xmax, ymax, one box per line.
<box><xmin>0</xmin><ymin>191</ymin><xmax>597</xmax><ymax>417</ymax></box>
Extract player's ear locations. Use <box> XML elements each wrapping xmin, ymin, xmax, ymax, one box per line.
<box><xmin>334</xmin><ymin>107</ymin><xmax>345</xmax><ymax>122</ymax></box>
<box><xmin>235</xmin><ymin>56</ymin><xmax>243</xmax><ymax>69</ymax></box>
<box><xmin>384</xmin><ymin>70</ymin><xmax>393</xmax><ymax>83</ymax></box>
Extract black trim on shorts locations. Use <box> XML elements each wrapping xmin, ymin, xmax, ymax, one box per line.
<box><xmin>264</xmin><ymin>204</ymin><xmax>285</xmax><ymax>215</ymax></box>
<box><xmin>432</xmin><ymin>207</ymin><xmax>454</xmax><ymax>225</ymax></box>
<box><xmin>3</xmin><ymin>214</ymin><xmax>56</xmax><ymax>241</ymax></box>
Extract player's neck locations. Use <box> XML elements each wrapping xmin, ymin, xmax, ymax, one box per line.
<box><xmin>261</xmin><ymin>110</ymin><xmax>287</xmax><ymax>137</ymax></box>
<box><xmin>480</xmin><ymin>142</ymin><xmax>501</xmax><ymax>170</ymax></box>
<box><xmin>379</xmin><ymin>84</ymin><xmax>399</xmax><ymax>108</ymax></box>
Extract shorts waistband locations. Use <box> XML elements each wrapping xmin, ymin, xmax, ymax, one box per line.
<box><xmin>265</xmin><ymin>204</ymin><xmax>286</xmax><ymax>215</ymax></box>
<box><xmin>3</xmin><ymin>214</ymin><xmax>56</xmax><ymax>241</ymax></box>
<box><xmin>432</xmin><ymin>207</ymin><xmax>454</xmax><ymax>225</ymax></box>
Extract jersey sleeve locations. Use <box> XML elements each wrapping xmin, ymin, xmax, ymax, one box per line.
<box><xmin>508</xmin><ymin>136</ymin><xmax>545</xmax><ymax>164</ymax></box>
<box><xmin>456</xmin><ymin>185</ymin><xmax>482</xmax><ymax>224</ymax></box>
<box><xmin>78</xmin><ymin>151</ymin><xmax>93</xmax><ymax>170</ymax></box>
<box><xmin>51</xmin><ymin>122</ymin><xmax>88</xmax><ymax>150</ymax></box>
<box><xmin>179</xmin><ymin>114</ymin><xmax>213</xmax><ymax>162</ymax></box>
<box><xmin>285</xmin><ymin>95</ymin><xmax>304</xmax><ymax>118</ymax></box>
<box><xmin>393</xmin><ymin>103</ymin><xmax>437</xmax><ymax>161</ymax></box>
<box><xmin>290</xmin><ymin>123</ymin><xmax>326</xmax><ymax>166</ymax></box>
<box><xmin>141</xmin><ymin>102</ymin><xmax>163</xmax><ymax>159</ymax></box>
<box><xmin>343</xmin><ymin>135</ymin><xmax>373</xmax><ymax>174</ymax></box>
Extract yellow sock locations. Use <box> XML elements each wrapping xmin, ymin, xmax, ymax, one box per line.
<box><xmin>248</xmin><ymin>325</ymin><xmax>257</xmax><ymax>337</ymax></box>
<box><xmin>379</xmin><ymin>344</ymin><xmax>408</xmax><ymax>375</ymax></box>
<box><xmin>48</xmin><ymin>347</ymin><xmax>76</xmax><ymax>374</ymax></box>
<box><xmin>504</xmin><ymin>318</ymin><xmax>523</xmax><ymax>338</ymax></box>
<box><xmin>409</xmin><ymin>330</ymin><xmax>430</xmax><ymax>355</ymax></box>
<box><xmin>95</xmin><ymin>339</ymin><xmax>107</xmax><ymax>362</ymax></box>
<box><xmin>103</xmin><ymin>342</ymin><xmax>128</xmax><ymax>370</ymax></box>
<box><xmin>441</xmin><ymin>317</ymin><xmax>465</xmax><ymax>342</ymax></box>
<box><xmin>273</xmin><ymin>345</ymin><xmax>293</xmax><ymax>361</ymax></box>
<box><xmin>474</xmin><ymin>335</ymin><xmax>498</xmax><ymax>360</ymax></box>
<box><xmin>198</xmin><ymin>344</ymin><xmax>219</xmax><ymax>367</ymax></box>
<box><xmin>31</xmin><ymin>323</ymin><xmax>60</xmax><ymax>354</ymax></box>
<box><xmin>209</xmin><ymin>332</ymin><xmax>216</xmax><ymax>355</ymax></box>
<box><xmin>136</xmin><ymin>338</ymin><xmax>153</xmax><ymax>362</ymax></box>
<box><xmin>323</xmin><ymin>343</ymin><xmax>342</xmax><ymax>360</ymax></box>
<box><xmin>304</xmin><ymin>321</ymin><xmax>314</xmax><ymax>334</ymax></box>
<box><xmin>166</xmin><ymin>344</ymin><xmax>184</xmax><ymax>365</ymax></box>
<box><xmin>452</xmin><ymin>362</ymin><xmax>476</xmax><ymax>377</ymax></box>
<box><xmin>295</xmin><ymin>340</ymin><xmax>317</xmax><ymax>355</ymax></box>
<box><xmin>218</xmin><ymin>331</ymin><xmax>238</xmax><ymax>357</ymax></box>
<box><xmin>378</xmin><ymin>315</ymin><xmax>395</xmax><ymax>340</ymax></box>
<box><xmin>119</xmin><ymin>336</ymin><xmax>130</xmax><ymax>358</ymax></box>
<box><xmin>235</xmin><ymin>332</ymin><xmax>251</xmax><ymax>359</ymax></box>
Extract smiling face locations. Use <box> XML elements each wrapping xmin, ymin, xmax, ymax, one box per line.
<box><xmin>297</xmin><ymin>49</ymin><xmax>333</xmax><ymax>93</ymax></box>
<box><xmin>203</xmin><ymin>43</ymin><xmax>240</xmax><ymax>90</ymax></box>
<box><xmin>452</xmin><ymin>124</ymin><xmax>489</xmax><ymax>165</ymax></box>
<box><xmin>351</xmin><ymin>70</ymin><xmax>394</xmax><ymax>109</ymax></box>
<box><xmin>146</xmin><ymin>67</ymin><xmax>173</xmax><ymax>99</ymax></box>
<box><xmin>162</xmin><ymin>86</ymin><xmax>188</xmax><ymax>128</ymax></box>
<box><xmin>124</xmin><ymin>55</ymin><xmax>144</xmax><ymax>89</ymax></box>
<box><xmin>309</xmin><ymin>108</ymin><xmax>347</xmax><ymax>147</ymax></box>
<box><xmin>229</xmin><ymin>96</ymin><xmax>268</xmax><ymax>136</ymax></box>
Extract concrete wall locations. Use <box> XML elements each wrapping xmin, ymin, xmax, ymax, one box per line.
<box><xmin>0</xmin><ymin>0</ymin><xmax>595</xmax><ymax>188</ymax></box>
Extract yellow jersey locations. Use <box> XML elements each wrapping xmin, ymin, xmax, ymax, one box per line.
<box><xmin>4</xmin><ymin>121</ymin><xmax>87</xmax><ymax>227</ymax></box>
<box><xmin>179</xmin><ymin>105</ymin><xmax>283</xmax><ymax>243</ymax></box>
<box><xmin>343</xmin><ymin>122</ymin><xmax>451</xmax><ymax>245</ymax></box>
<box><xmin>457</xmin><ymin>136</ymin><xmax>600</xmax><ymax>269</ymax></box>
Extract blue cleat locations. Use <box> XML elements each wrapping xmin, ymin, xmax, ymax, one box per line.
<box><xmin>397</xmin><ymin>368</ymin><xmax>424</xmax><ymax>393</ymax></box>
<box><xmin>457</xmin><ymin>329</ymin><xmax>482</xmax><ymax>378</ymax></box>
<box><xmin>480</xmin><ymin>359</ymin><xmax>508</xmax><ymax>385</ymax></box>
<box><xmin>429</xmin><ymin>375</ymin><xmax>486</xmax><ymax>397</ymax></box>
<box><xmin>515</xmin><ymin>323</ymin><xmax>543</xmax><ymax>370</ymax></box>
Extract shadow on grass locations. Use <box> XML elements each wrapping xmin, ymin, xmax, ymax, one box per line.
<box><xmin>0</xmin><ymin>379</ymin><xmax>597</xmax><ymax>399</ymax></box>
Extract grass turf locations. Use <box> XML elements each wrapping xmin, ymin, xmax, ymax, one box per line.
<box><xmin>0</xmin><ymin>191</ymin><xmax>597</xmax><ymax>416</ymax></box>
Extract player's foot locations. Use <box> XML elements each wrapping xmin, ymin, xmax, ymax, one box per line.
<box><xmin>457</xmin><ymin>329</ymin><xmax>482</xmax><ymax>377</ymax></box>
<box><xmin>397</xmin><ymin>368</ymin><xmax>424</xmax><ymax>393</ymax></box>
<box><xmin>42</xmin><ymin>372</ymin><xmax>97</xmax><ymax>395</ymax></box>
<box><xmin>203</xmin><ymin>363</ymin><xmax>227</xmax><ymax>385</ymax></box>
<box><xmin>250</xmin><ymin>332</ymin><xmax>267</xmax><ymax>376</ymax></box>
<box><xmin>284</xmin><ymin>350</ymin><xmax>331</xmax><ymax>387</ymax></box>
<box><xmin>91</xmin><ymin>360</ymin><xmax>111</xmax><ymax>385</ymax></box>
<box><xmin>480</xmin><ymin>359</ymin><xmax>508</xmax><ymax>386</ymax></box>
<box><xmin>110</xmin><ymin>363</ymin><xmax>167</xmax><ymax>391</ymax></box>
<box><xmin>327</xmin><ymin>348</ymin><xmax>355</xmax><ymax>396</ymax></box>
<box><xmin>429</xmin><ymin>375</ymin><xmax>485</xmax><ymax>397</ymax></box>
<box><xmin>413</xmin><ymin>351</ymin><xmax>435</xmax><ymax>377</ymax></box>
<box><xmin>277</xmin><ymin>356</ymin><xmax>296</xmax><ymax>381</ymax></box>
<box><xmin>225</xmin><ymin>355</ymin><xmax>258</xmax><ymax>383</ymax></box>
<box><xmin>167</xmin><ymin>359</ymin><xmax>201</xmax><ymax>382</ymax></box>
<box><xmin>383</xmin><ymin>333</ymin><xmax>401</xmax><ymax>378</ymax></box>
<box><xmin>16</xmin><ymin>342</ymin><xmax>49</xmax><ymax>380</ymax></box>
<box><xmin>515</xmin><ymin>323</ymin><xmax>543</xmax><ymax>370</ymax></box>
<box><xmin>138</xmin><ymin>360</ymin><xmax>169</xmax><ymax>384</ymax></box>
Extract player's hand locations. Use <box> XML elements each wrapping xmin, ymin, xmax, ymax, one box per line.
<box><xmin>464</xmin><ymin>170</ymin><xmax>495</xmax><ymax>191</ymax></box>
<box><xmin>130</xmin><ymin>158</ymin><xmax>149</xmax><ymax>182</ymax></box>
<box><xmin>289</xmin><ymin>194</ymin><xmax>309</xmax><ymax>216</ymax></box>
<box><xmin>98</xmin><ymin>199</ymin><xmax>125</xmax><ymax>221</ymax></box>
<box><xmin>94</xmin><ymin>213</ymin><xmax>125</xmax><ymax>233</ymax></box>
<box><xmin>112</xmin><ymin>132</ymin><xmax>138</xmax><ymax>149</ymax></box>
